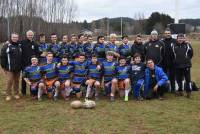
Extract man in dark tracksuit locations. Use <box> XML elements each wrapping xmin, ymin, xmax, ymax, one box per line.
<box><xmin>144</xmin><ymin>30</ymin><xmax>165</xmax><ymax>67</ymax></box>
<box><xmin>131</xmin><ymin>34</ymin><xmax>145</xmax><ymax>62</ymax></box>
<box><xmin>21</xmin><ymin>30</ymin><xmax>39</xmax><ymax>95</ymax></box>
<box><xmin>162</xmin><ymin>29</ymin><xmax>176</xmax><ymax>93</ymax></box>
<box><xmin>172</xmin><ymin>34</ymin><xmax>193</xmax><ymax>98</ymax></box>
<box><xmin>0</xmin><ymin>33</ymin><xmax>22</xmax><ymax>101</ymax></box>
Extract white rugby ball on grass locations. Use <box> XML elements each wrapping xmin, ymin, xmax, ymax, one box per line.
<box><xmin>83</xmin><ymin>100</ymin><xmax>96</xmax><ymax>109</ymax></box>
<box><xmin>70</xmin><ymin>100</ymin><xmax>83</xmax><ymax>109</ymax></box>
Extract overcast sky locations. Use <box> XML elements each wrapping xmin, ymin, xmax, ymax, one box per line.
<box><xmin>75</xmin><ymin>0</ymin><xmax>200</xmax><ymax>22</ymax></box>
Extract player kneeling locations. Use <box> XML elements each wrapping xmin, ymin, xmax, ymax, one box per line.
<box><xmin>113</xmin><ymin>56</ymin><xmax>131</xmax><ymax>101</ymax></box>
<box><xmin>85</xmin><ymin>54</ymin><xmax>102</xmax><ymax>101</ymax></box>
<box><xmin>23</xmin><ymin>56</ymin><xmax>43</xmax><ymax>99</ymax></box>
<box><xmin>69</xmin><ymin>54</ymin><xmax>90</xmax><ymax>99</ymax></box>
<box><xmin>54</xmin><ymin>55</ymin><xmax>73</xmax><ymax>101</ymax></box>
<box><xmin>102</xmin><ymin>52</ymin><xmax>117</xmax><ymax>101</ymax></box>
<box><xmin>39</xmin><ymin>52</ymin><xmax>58</xmax><ymax>101</ymax></box>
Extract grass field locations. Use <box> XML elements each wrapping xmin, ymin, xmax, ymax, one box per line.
<box><xmin>0</xmin><ymin>41</ymin><xmax>200</xmax><ymax>134</ymax></box>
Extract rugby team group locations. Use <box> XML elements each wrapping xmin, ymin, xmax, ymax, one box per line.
<box><xmin>0</xmin><ymin>28</ymin><xmax>193</xmax><ymax>102</ymax></box>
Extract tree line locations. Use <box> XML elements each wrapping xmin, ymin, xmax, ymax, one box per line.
<box><xmin>2</xmin><ymin>0</ymin><xmax>195</xmax><ymax>42</ymax></box>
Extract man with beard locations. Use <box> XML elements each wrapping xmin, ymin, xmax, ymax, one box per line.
<box><xmin>161</xmin><ymin>28</ymin><xmax>176</xmax><ymax>93</ymax></box>
<box><xmin>131</xmin><ymin>34</ymin><xmax>145</xmax><ymax>62</ymax></box>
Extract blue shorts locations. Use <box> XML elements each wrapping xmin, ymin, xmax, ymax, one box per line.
<box><xmin>73</xmin><ymin>76</ymin><xmax>86</xmax><ymax>85</ymax></box>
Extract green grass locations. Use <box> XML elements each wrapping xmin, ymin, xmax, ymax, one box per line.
<box><xmin>0</xmin><ymin>41</ymin><xmax>200</xmax><ymax>134</ymax></box>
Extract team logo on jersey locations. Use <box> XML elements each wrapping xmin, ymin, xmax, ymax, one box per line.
<box><xmin>132</xmin><ymin>65</ymin><xmax>141</xmax><ymax>71</ymax></box>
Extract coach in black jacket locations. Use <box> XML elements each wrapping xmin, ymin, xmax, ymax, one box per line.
<box><xmin>21</xmin><ymin>30</ymin><xmax>39</xmax><ymax>95</ymax></box>
<box><xmin>144</xmin><ymin>30</ymin><xmax>165</xmax><ymax>67</ymax></box>
<box><xmin>131</xmin><ymin>34</ymin><xmax>145</xmax><ymax>62</ymax></box>
<box><xmin>162</xmin><ymin>29</ymin><xmax>176</xmax><ymax>93</ymax></box>
<box><xmin>172</xmin><ymin>33</ymin><xmax>193</xmax><ymax>98</ymax></box>
<box><xmin>0</xmin><ymin>33</ymin><xmax>22</xmax><ymax>101</ymax></box>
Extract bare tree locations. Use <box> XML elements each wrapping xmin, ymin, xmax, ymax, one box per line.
<box><xmin>0</xmin><ymin>0</ymin><xmax>78</xmax><ymax>41</ymax></box>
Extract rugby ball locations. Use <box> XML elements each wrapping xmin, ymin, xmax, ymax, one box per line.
<box><xmin>83</xmin><ymin>100</ymin><xmax>96</xmax><ymax>109</ymax></box>
<box><xmin>70</xmin><ymin>100</ymin><xmax>83</xmax><ymax>109</ymax></box>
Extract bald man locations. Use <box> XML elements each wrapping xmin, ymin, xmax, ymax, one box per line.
<box><xmin>20</xmin><ymin>30</ymin><xmax>39</xmax><ymax>95</ymax></box>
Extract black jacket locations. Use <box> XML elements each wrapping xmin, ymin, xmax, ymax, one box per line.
<box><xmin>131</xmin><ymin>41</ymin><xmax>145</xmax><ymax>62</ymax></box>
<box><xmin>144</xmin><ymin>39</ymin><xmax>165</xmax><ymax>67</ymax></box>
<box><xmin>162</xmin><ymin>37</ymin><xmax>176</xmax><ymax>68</ymax></box>
<box><xmin>20</xmin><ymin>39</ymin><xmax>39</xmax><ymax>68</ymax></box>
<box><xmin>0</xmin><ymin>42</ymin><xmax>22</xmax><ymax>72</ymax></box>
<box><xmin>172</xmin><ymin>42</ymin><xmax>193</xmax><ymax>68</ymax></box>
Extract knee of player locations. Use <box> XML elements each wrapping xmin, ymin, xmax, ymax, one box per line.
<box><xmin>124</xmin><ymin>78</ymin><xmax>130</xmax><ymax>84</ymax></box>
<box><xmin>38</xmin><ymin>83</ymin><xmax>45</xmax><ymax>88</ymax></box>
<box><xmin>54</xmin><ymin>81</ymin><xmax>60</xmax><ymax>87</ymax></box>
<box><xmin>94</xmin><ymin>81</ymin><xmax>101</xmax><ymax>87</ymax></box>
<box><xmin>64</xmin><ymin>81</ymin><xmax>70</xmax><ymax>87</ymax></box>
<box><xmin>86</xmin><ymin>80</ymin><xmax>93</xmax><ymax>86</ymax></box>
<box><xmin>112</xmin><ymin>79</ymin><xmax>118</xmax><ymax>84</ymax></box>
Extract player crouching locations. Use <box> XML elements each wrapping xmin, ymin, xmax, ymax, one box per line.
<box><xmin>54</xmin><ymin>55</ymin><xmax>73</xmax><ymax>101</ymax></box>
<box><xmin>113</xmin><ymin>56</ymin><xmax>131</xmax><ymax>101</ymax></box>
<box><xmin>85</xmin><ymin>54</ymin><xmax>102</xmax><ymax>101</ymax></box>
<box><xmin>39</xmin><ymin>52</ymin><xmax>58</xmax><ymax>101</ymax></box>
<box><xmin>23</xmin><ymin>56</ymin><xmax>43</xmax><ymax>100</ymax></box>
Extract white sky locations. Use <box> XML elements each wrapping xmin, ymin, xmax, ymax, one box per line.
<box><xmin>75</xmin><ymin>0</ymin><xmax>200</xmax><ymax>22</ymax></box>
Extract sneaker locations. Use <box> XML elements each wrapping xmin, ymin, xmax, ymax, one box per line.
<box><xmin>31</xmin><ymin>96</ymin><xmax>37</xmax><ymax>100</ymax></box>
<box><xmin>158</xmin><ymin>96</ymin><xmax>164</xmax><ymax>100</ymax></box>
<box><xmin>139</xmin><ymin>97</ymin><xmax>144</xmax><ymax>101</ymax></box>
<box><xmin>175</xmin><ymin>91</ymin><xmax>184</xmax><ymax>96</ymax></box>
<box><xmin>134</xmin><ymin>97</ymin><xmax>140</xmax><ymax>101</ymax></box>
<box><xmin>110</xmin><ymin>96</ymin><xmax>115</xmax><ymax>102</ymax></box>
<box><xmin>85</xmin><ymin>97</ymin><xmax>89</xmax><ymax>102</ymax></box>
<box><xmin>14</xmin><ymin>95</ymin><xmax>20</xmax><ymax>100</ymax></box>
<box><xmin>53</xmin><ymin>96</ymin><xmax>58</xmax><ymax>101</ymax></box>
<box><xmin>180</xmin><ymin>91</ymin><xmax>184</xmax><ymax>96</ymax></box>
<box><xmin>95</xmin><ymin>96</ymin><xmax>99</xmax><ymax>101</ymax></box>
<box><xmin>124</xmin><ymin>96</ymin><xmax>128</xmax><ymax>102</ymax></box>
<box><xmin>65</xmin><ymin>96</ymin><xmax>70</xmax><ymax>101</ymax></box>
<box><xmin>186</xmin><ymin>92</ymin><xmax>191</xmax><ymax>98</ymax></box>
<box><xmin>38</xmin><ymin>97</ymin><xmax>42</xmax><ymax>101</ymax></box>
<box><xmin>5</xmin><ymin>96</ymin><xmax>11</xmax><ymax>101</ymax></box>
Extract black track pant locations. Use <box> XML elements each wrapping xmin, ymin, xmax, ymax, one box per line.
<box><xmin>21</xmin><ymin>68</ymin><xmax>27</xmax><ymax>95</ymax></box>
<box><xmin>163</xmin><ymin>67</ymin><xmax>176</xmax><ymax>93</ymax></box>
<box><xmin>146</xmin><ymin>83</ymin><xmax>168</xmax><ymax>99</ymax></box>
<box><xmin>176</xmin><ymin>68</ymin><xmax>191</xmax><ymax>93</ymax></box>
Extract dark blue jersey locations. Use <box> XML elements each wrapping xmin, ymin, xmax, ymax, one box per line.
<box><xmin>77</xmin><ymin>43</ymin><xmax>85</xmax><ymax>54</ymax></box>
<box><xmin>69</xmin><ymin>61</ymin><xmax>90</xmax><ymax>83</ymax></box>
<box><xmin>68</xmin><ymin>43</ymin><xmax>77</xmax><ymax>59</ymax></box>
<box><xmin>38</xmin><ymin>43</ymin><xmax>48</xmax><ymax>56</ymax></box>
<box><xmin>102</xmin><ymin>61</ymin><xmax>117</xmax><ymax>82</ymax></box>
<box><xmin>131</xmin><ymin>63</ymin><xmax>145</xmax><ymax>81</ymax></box>
<box><xmin>23</xmin><ymin>65</ymin><xmax>42</xmax><ymax>82</ymax></box>
<box><xmin>105</xmin><ymin>43</ymin><xmax>119</xmax><ymax>53</ymax></box>
<box><xmin>83</xmin><ymin>43</ymin><xmax>93</xmax><ymax>59</ymax></box>
<box><xmin>88</xmin><ymin>63</ymin><xmax>102</xmax><ymax>80</ymax></box>
<box><xmin>56</xmin><ymin>64</ymin><xmax>73</xmax><ymax>81</ymax></box>
<box><xmin>118</xmin><ymin>43</ymin><xmax>131</xmax><ymax>58</ymax></box>
<box><xmin>59</xmin><ymin>43</ymin><xmax>69</xmax><ymax>58</ymax></box>
<box><xmin>48</xmin><ymin>43</ymin><xmax>61</xmax><ymax>58</ymax></box>
<box><xmin>93</xmin><ymin>43</ymin><xmax>106</xmax><ymax>62</ymax></box>
<box><xmin>115</xmin><ymin>65</ymin><xmax>131</xmax><ymax>80</ymax></box>
<box><xmin>40</xmin><ymin>62</ymin><xmax>57</xmax><ymax>79</ymax></box>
